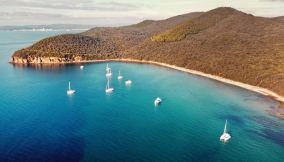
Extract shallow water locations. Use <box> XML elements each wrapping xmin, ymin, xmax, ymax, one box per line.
<box><xmin>0</xmin><ymin>31</ymin><xmax>284</xmax><ymax>162</ymax></box>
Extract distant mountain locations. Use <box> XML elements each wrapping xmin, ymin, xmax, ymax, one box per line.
<box><xmin>11</xmin><ymin>7</ymin><xmax>284</xmax><ymax>96</ymax></box>
<box><xmin>0</xmin><ymin>24</ymin><xmax>94</xmax><ymax>31</ymax></box>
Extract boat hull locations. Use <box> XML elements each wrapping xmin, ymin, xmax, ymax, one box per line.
<box><xmin>125</xmin><ymin>80</ymin><xmax>132</xmax><ymax>85</ymax></box>
<box><xmin>67</xmin><ymin>90</ymin><xmax>75</xmax><ymax>95</ymax></box>
<box><xmin>220</xmin><ymin>133</ymin><xmax>231</xmax><ymax>142</ymax></box>
<box><xmin>105</xmin><ymin>88</ymin><xmax>114</xmax><ymax>93</ymax></box>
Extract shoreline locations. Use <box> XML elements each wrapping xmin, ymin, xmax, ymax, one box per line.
<box><xmin>11</xmin><ymin>58</ymin><xmax>284</xmax><ymax>104</ymax></box>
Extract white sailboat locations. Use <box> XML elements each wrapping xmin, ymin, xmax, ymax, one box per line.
<box><xmin>105</xmin><ymin>78</ymin><xmax>114</xmax><ymax>93</ymax></box>
<box><xmin>80</xmin><ymin>65</ymin><xmax>84</xmax><ymax>70</ymax></box>
<box><xmin>220</xmin><ymin>120</ymin><xmax>231</xmax><ymax>142</ymax></box>
<box><xmin>106</xmin><ymin>64</ymin><xmax>112</xmax><ymax>77</ymax></box>
<box><xmin>154</xmin><ymin>97</ymin><xmax>162</xmax><ymax>106</ymax></box>
<box><xmin>118</xmin><ymin>70</ymin><xmax>123</xmax><ymax>80</ymax></box>
<box><xmin>125</xmin><ymin>80</ymin><xmax>132</xmax><ymax>86</ymax></box>
<box><xmin>67</xmin><ymin>81</ymin><xmax>75</xmax><ymax>95</ymax></box>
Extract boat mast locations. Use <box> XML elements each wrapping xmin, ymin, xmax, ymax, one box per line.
<box><xmin>224</xmin><ymin>120</ymin><xmax>227</xmax><ymax>133</ymax></box>
<box><xmin>106</xmin><ymin>64</ymin><xmax>111</xmax><ymax>72</ymax></box>
<box><xmin>107</xmin><ymin>79</ymin><xmax>109</xmax><ymax>89</ymax></box>
<box><xmin>69</xmin><ymin>82</ymin><xmax>71</xmax><ymax>90</ymax></box>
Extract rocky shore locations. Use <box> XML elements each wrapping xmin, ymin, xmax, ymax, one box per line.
<box><xmin>11</xmin><ymin>56</ymin><xmax>85</xmax><ymax>64</ymax></box>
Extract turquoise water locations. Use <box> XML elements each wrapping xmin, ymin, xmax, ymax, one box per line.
<box><xmin>0</xmin><ymin>31</ymin><xmax>284</xmax><ymax>162</ymax></box>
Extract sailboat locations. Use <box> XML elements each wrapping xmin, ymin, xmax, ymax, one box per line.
<box><xmin>106</xmin><ymin>64</ymin><xmax>112</xmax><ymax>77</ymax></box>
<box><xmin>80</xmin><ymin>65</ymin><xmax>84</xmax><ymax>70</ymax></box>
<box><xmin>154</xmin><ymin>97</ymin><xmax>162</xmax><ymax>106</ymax></box>
<box><xmin>105</xmin><ymin>78</ymin><xmax>114</xmax><ymax>93</ymax></box>
<box><xmin>125</xmin><ymin>80</ymin><xmax>132</xmax><ymax>85</ymax></box>
<box><xmin>220</xmin><ymin>120</ymin><xmax>231</xmax><ymax>142</ymax></box>
<box><xmin>67</xmin><ymin>81</ymin><xmax>75</xmax><ymax>95</ymax></box>
<box><xmin>118</xmin><ymin>70</ymin><xmax>123</xmax><ymax>80</ymax></box>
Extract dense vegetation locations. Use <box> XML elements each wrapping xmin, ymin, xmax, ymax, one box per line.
<box><xmin>13</xmin><ymin>34</ymin><xmax>120</xmax><ymax>61</ymax></box>
<box><xmin>151</xmin><ymin>20</ymin><xmax>209</xmax><ymax>42</ymax></box>
<box><xmin>12</xmin><ymin>7</ymin><xmax>284</xmax><ymax>96</ymax></box>
<box><xmin>151</xmin><ymin>7</ymin><xmax>239</xmax><ymax>42</ymax></box>
<box><xmin>130</xmin><ymin>20</ymin><xmax>155</xmax><ymax>28</ymax></box>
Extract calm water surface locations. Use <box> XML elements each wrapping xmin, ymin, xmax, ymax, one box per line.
<box><xmin>0</xmin><ymin>31</ymin><xmax>284</xmax><ymax>162</ymax></box>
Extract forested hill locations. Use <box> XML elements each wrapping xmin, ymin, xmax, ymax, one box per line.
<box><xmin>11</xmin><ymin>7</ymin><xmax>284</xmax><ymax>96</ymax></box>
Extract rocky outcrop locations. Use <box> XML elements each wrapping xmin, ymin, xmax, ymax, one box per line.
<box><xmin>11</xmin><ymin>56</ymin><xmax>85</xmax><ymax>64</ymax></box>
<box><xmin>11</xmin><ymin>56</ymin><xmax>29</xmax><ymax>64</ymax></box>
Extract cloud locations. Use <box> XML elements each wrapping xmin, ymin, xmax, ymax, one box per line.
<box><xmin>0</xmin><ymin>0</ymin><xmax>283</xmax><ymax>26</ymax></box>
<box><xmin>0</xmin><ymin>11</ymin><xmax>141</xmax><ymax>26</ymax></box>
<box><xmin>0</xmin><ymin>0</ymin><xmax>148</xmax><ymax>25</ymax></box>
<box><xmin>260</xmin><ymin>0</ymin><xmax>284</xmax><ymax>1</ymax></box>
<box><xmin>0</xmin><ymin>12</ymin><xmax>65</xmax><ymax>19</ymax></box>
<box><xmin>0</xmin><ymin>0</ymin><xmax>140</xmax><ymax>11</ymax></box>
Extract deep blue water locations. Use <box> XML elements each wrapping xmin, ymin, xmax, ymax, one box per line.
<box><xmin>0</xmin><ymin>31</ymin><xmax>284</xmax><ymax>162</ymax></box>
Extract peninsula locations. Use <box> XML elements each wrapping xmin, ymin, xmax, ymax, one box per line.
<box><xmin>10</xmin><ymin>7</ymin><xmax>284</xmax><ymax>101</ymax></box>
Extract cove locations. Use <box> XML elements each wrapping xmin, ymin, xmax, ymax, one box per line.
<box><xmin>0</xmin><ymin>31</ymin><xmax>284</xmax><ymax>162</ymax></box>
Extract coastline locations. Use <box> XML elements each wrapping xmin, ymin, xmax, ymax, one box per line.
<box><xmin>11</xmin><ymin>58</ymin><xmax>284</xmax><ymax>104</ymax></box>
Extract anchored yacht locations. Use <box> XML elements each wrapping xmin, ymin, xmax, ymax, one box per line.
<box><xmin>67</xmin><ymin>81</ymin><xmax>75</xmax><ymax>95</ymax></box>
<box><xmin>125</xmin><ymin>80</ymin><xmax>132</xmax><ymax>85</ymax></box>
<box><xmin>154</xmin><ymin>97</ymin><xmax>162</xmax><ymax>106</ymax></box>
<box><xmin>118</xmin><ymin>70</ymin><xmax>123</xmax><ymax>80</ymax></box>
<box><xmin>105</xmin><ymin>78</ymin><xmax>114</xmax><ymax>93</ymax></box>
<box><xmin>220</xmin><ymin>120</ymin><xmax>231</xmax><ymax>142</ymax></box>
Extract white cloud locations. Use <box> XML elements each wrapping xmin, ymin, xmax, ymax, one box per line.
<box><xmin>0</xmin><ymin>0</ymin><xmax>283</xmax><ymax>26</ymax></box>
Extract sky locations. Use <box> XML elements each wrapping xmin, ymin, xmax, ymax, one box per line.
<box><xmin>0</xmin><ymin>0</ymin><xmax>284</xmax><ymax>26</ymax></box>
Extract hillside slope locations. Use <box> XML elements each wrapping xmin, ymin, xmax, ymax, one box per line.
<box><xmin>11</xmin><ymin>7</ymin><xmax>284</xmax><ymax>96</ymax></box>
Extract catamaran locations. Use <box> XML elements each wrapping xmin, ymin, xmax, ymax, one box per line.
<box><xmin>220</xmin><ymin>120</ymin><xmax>231</xmax><ymax>142</ymax></box>
<box><xmin>118</xmin><ymin>70</ymin><xmax>123</xmax><ymax>80</ymax></box>
<box><xmin>105</xmin><ymin>78</ymin><xmax>114</xmax><ymax>93</ymax></box>
<box><xmin>67</xmin><ymin>81</ymin><xmax>75</xmax><ymax>95</ymax></box>
<box><xmin>154</xmin><ymin>97</ymin><xmax>162</xmax><ymax>106</ymax></box>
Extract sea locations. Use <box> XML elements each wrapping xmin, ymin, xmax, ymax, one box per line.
<box><xmin>0</xmin><ymin>30</ymin><xmax>284</xmax><ymax>162</ymax></box>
